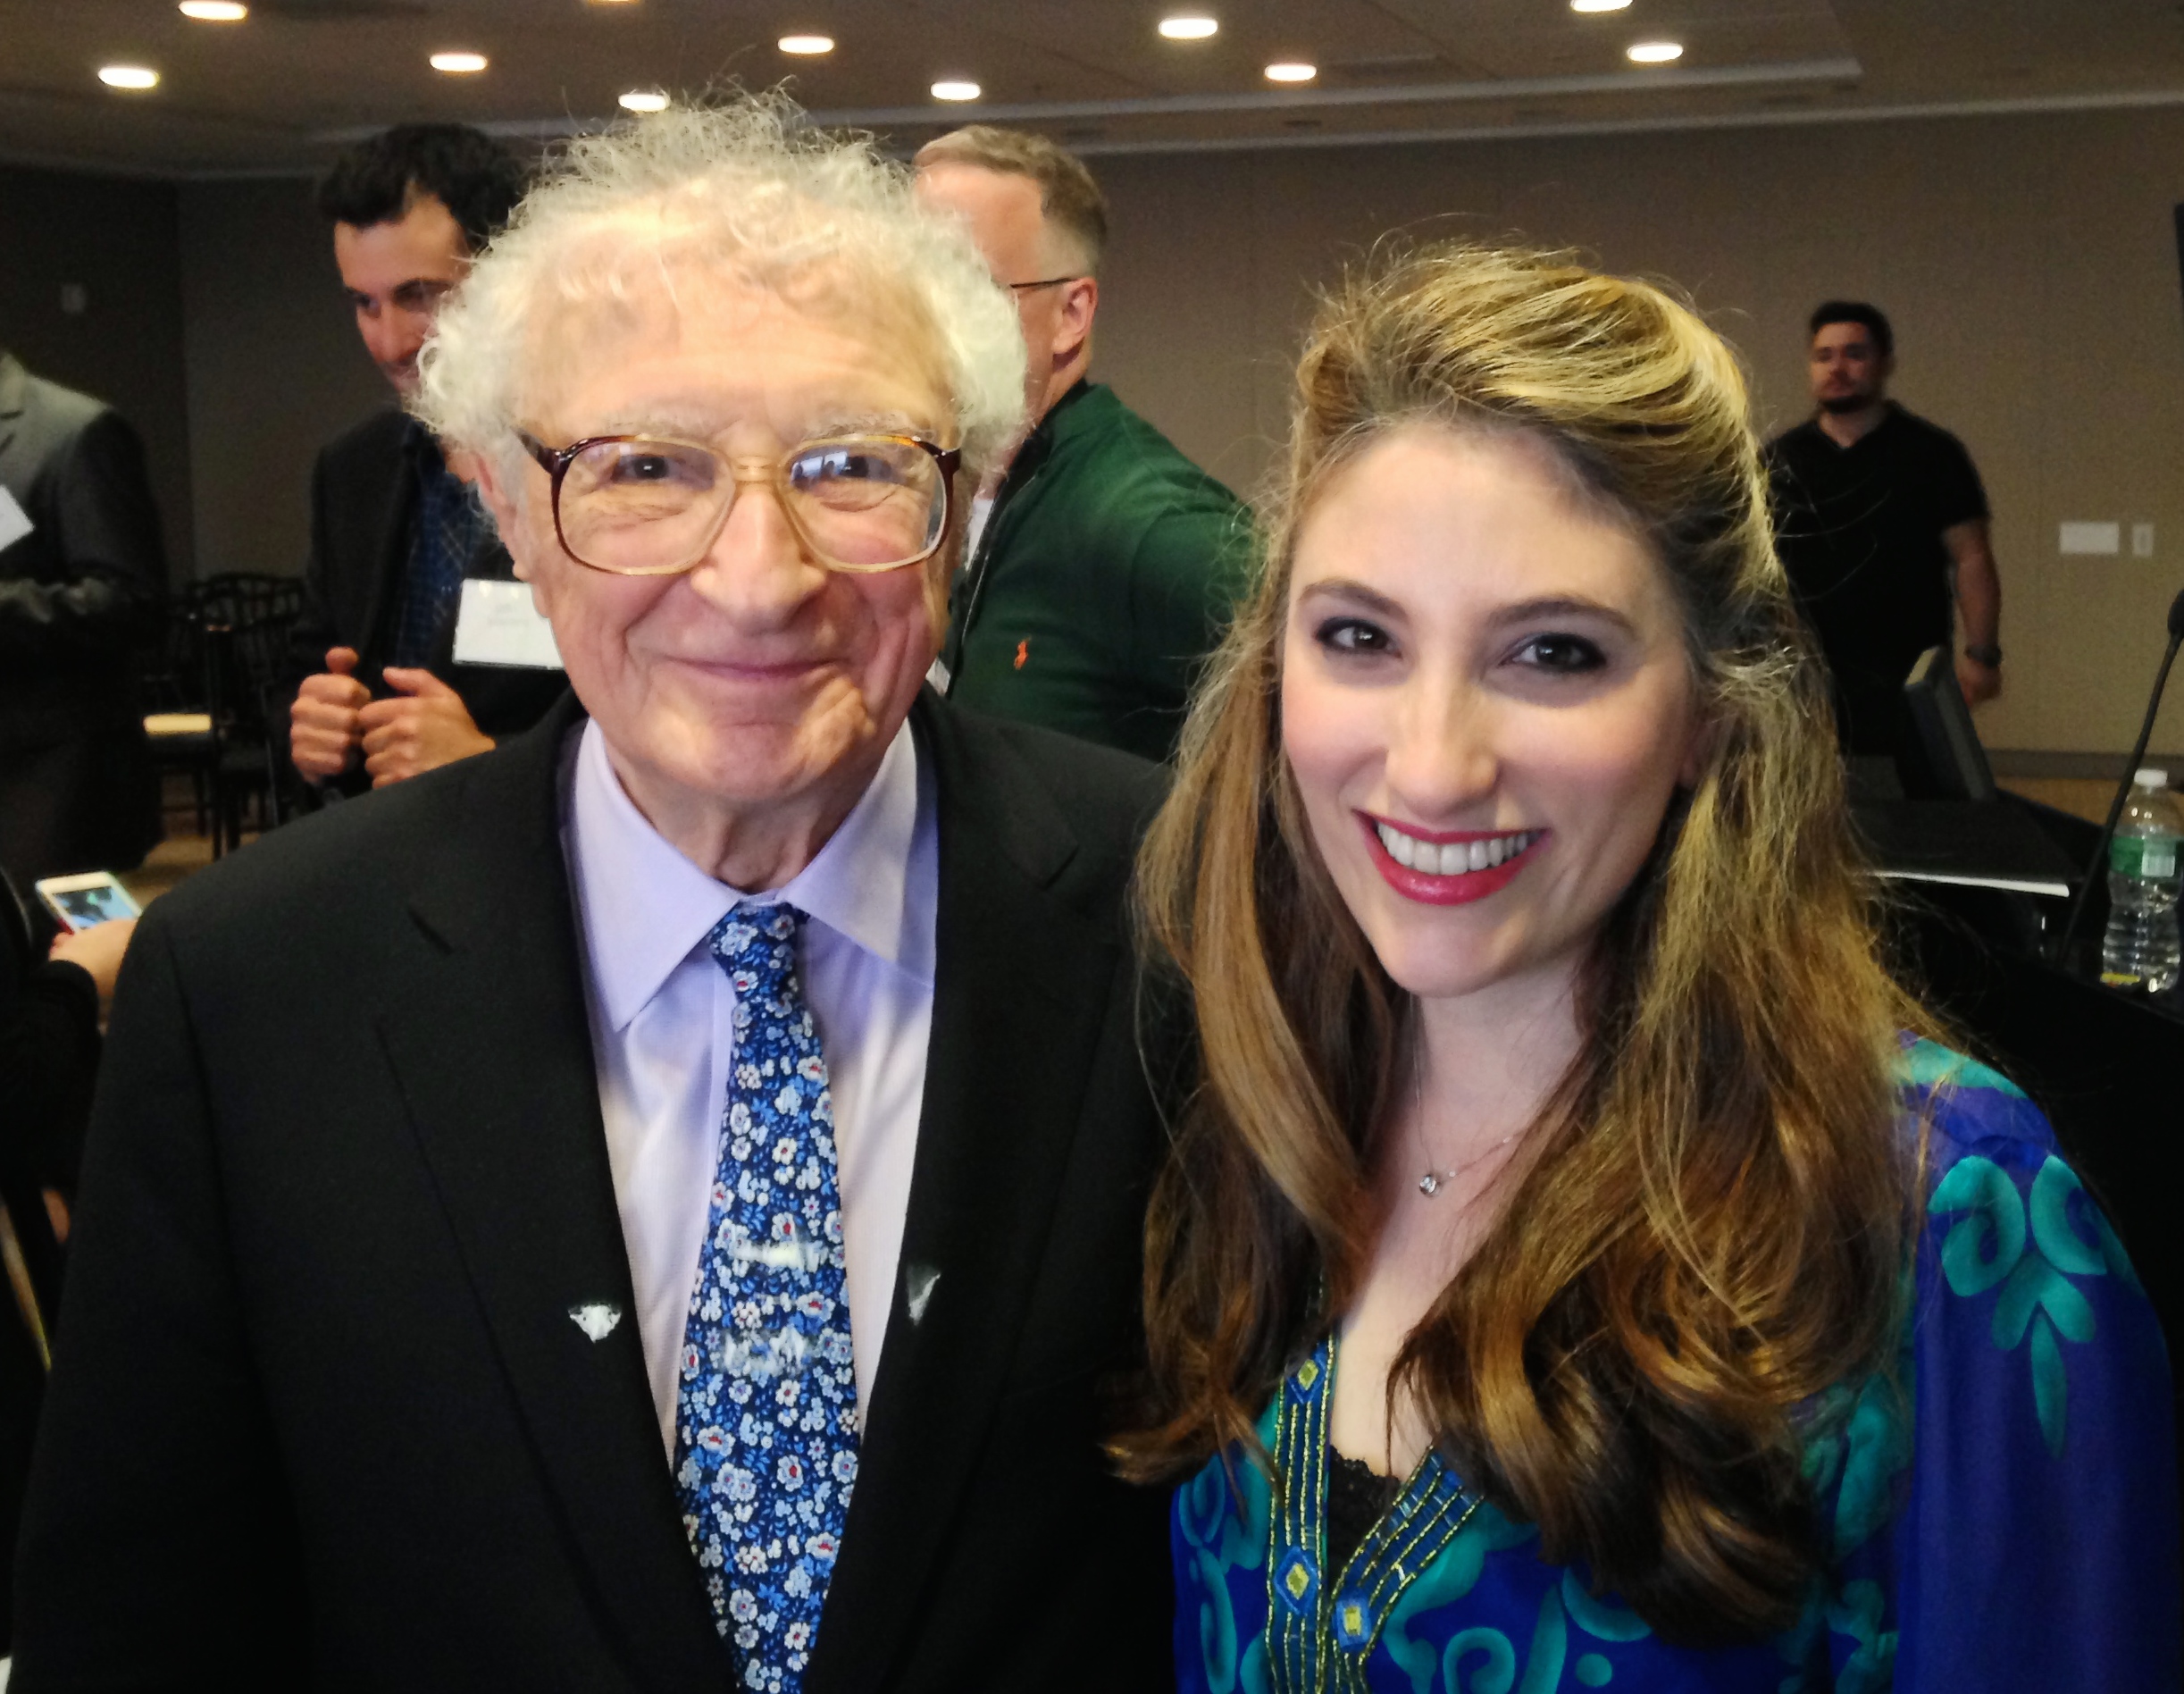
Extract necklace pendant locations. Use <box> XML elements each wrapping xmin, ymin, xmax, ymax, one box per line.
<box><xmin>1417</xmin><ymin>1172</ymin><xmax>1443</xmax><ymax>1197</ymax></box>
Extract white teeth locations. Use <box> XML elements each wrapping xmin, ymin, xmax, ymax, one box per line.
<box><xmin>1376</xmin><ymin>822</ymin><xmax>1536</xmax><ymax>876</ymax></box>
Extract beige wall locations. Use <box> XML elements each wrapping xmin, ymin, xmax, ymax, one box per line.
<box><xmin>164</xmin><ymin>103</ymin><xmax>2184</xmax><ymax>758</ymax></box>
<box><xmin>1086</xmin><ymin>106</ymin><xmax>2184</xmax><ymax>760</ymax></box>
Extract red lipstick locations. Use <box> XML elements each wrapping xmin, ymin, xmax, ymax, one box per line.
<box><xmin>1358</xmin><ymin>812</ymin><xmax>1543</xmax><ymax>907</ymax></box>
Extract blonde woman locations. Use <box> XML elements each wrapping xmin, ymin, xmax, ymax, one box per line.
<box><xmin>1126</xmin><ymin>245</ymin><xmax>2176</xmax><ymax>1691</ymax></box>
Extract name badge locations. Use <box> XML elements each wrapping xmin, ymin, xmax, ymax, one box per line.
<box><xmin>452</xmin><ymin>578</ymin><xmax>563</xmax><ymax>670</ymax></box>
<box><xmin>0</xmin><ymin>486</ymin><xmax>33</xmax><ymax>553</ymax></box>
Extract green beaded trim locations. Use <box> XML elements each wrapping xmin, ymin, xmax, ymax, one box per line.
<box><xmin>1264</xmin><ymin>1336</ymin><xmax>1484</xmax><ymax>1692</ymax></box>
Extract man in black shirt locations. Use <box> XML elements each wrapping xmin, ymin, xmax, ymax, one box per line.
<box><xmin>1765</xmin><ymin>301</ymin><xmax>2002</xmax><ymax>756</ymax></box>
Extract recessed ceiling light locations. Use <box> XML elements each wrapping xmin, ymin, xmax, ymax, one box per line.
<box><xmin>778</xmin><ymin>33</ymin><xmax>834</xmax><ymax>55</ymax></box>
<box><xmin>430</xmin><ymin>50</ymin><xmax>489</xmax><ymax>74</ymax></box>
<box><xmin>178</xmin><ymin>1</ymin><xmax>248</xmax><ymax>20</ymax></box>
<box><xmin>1569</xmin><ymin>0</ymin><xmax>1630</xmax><ymax>11</ymax></box>
<box><xmin>1263</xmin><ymin>61</ymin><xmax>1317</xmax><ymax>83</ymax></box>
<box><xmin>931</xmin><ymin>79</ymin><xmax>982</xmax><ymax>101</ymax></box>
<box><xmin>1626</xmin><ymin>39</ymin><xmax>1683</xmax><ymax>63</ymax></box>
<box><xmin>618</xmin><ymin>88</ymin><xmax>669</xmax><ymax>112</ymax></box>
<box><xmin>97</xmin><ymin>64</ymin><xmax>160</xmax><ymax>90</ymax></box>
<box><xmin>1159</xmin><ymin>15</ymin><xmax>1218</xmax><ymax>39</ymax></box>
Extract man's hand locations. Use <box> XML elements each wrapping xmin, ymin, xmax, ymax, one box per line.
<box><xmin>50</xmin><ymin>916</ymin><xmax>138</xmax><ymax>1012</ymax></box>
<box><xmin>290</xmin><ymin>646</ymin><xmax>370</xmax><ymax>779</ymax></box>
<box><xmin>358</xmin><ymin>667</ymin><xmax>493</xmax><ymax>786</ymax></box>
<box><xmin>1956</xmin><ymin>651</ymin><xmax>2002</xmax><ymax>706</ymax></box>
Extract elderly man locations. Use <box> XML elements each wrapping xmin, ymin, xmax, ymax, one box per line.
<box><xmin>15</xmin><ymin>102</ymin><xmax>1174</xmax><ymax>1693</ymax></box>
<box><xmin>914</xmin><ymin>127</ymin><xmax>1248</xmax><ymax>763</ymax></box>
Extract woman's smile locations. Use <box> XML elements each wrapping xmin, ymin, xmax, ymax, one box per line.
<box><xmin>1360</xmin><ymin>813</ymin><xmax>1544</xmax><ymax>905</ymax></box>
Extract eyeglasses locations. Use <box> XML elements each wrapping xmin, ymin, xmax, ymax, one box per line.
<box><xmin>517</xmin><ymin>430</ymin><xmax>962</xmax><ymax>577</ymax></box>
<box><xmin>1006</xmin><ymin>275</ymin><xmax>1084</xmax><ymax>293</ymax></box>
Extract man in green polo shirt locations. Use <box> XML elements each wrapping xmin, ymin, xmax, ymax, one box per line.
<box><xmin>915</xmin><ymin>127</ymin><xmax>1251</xmax><ymax>764</ymax></box>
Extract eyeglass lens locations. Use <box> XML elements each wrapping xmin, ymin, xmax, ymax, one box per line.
<box><xmin>556</xmin><ymin>435</ymin><xmax>948</xmax><ymax>574</ymax></box>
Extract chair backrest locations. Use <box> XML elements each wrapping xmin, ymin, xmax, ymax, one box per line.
<box><xmin>189</xmin><ymin>574</ymin><xmax>303</xmax><ymax>741</ymax></box>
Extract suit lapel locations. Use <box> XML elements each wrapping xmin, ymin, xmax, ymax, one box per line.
<box><xmin>375</xmin><ymin>698</ymin><xmax>726</xmax><ymax>1690</ymax></box>
<box><xmin>356</xmin><ymin>420</ymin><xmax>419</xmax><ymax>679</ymax></box>
<box><xmin>806</xmin><ymin>697</ymin><xmax>1125</xmax><ymax>1693</ymax></box>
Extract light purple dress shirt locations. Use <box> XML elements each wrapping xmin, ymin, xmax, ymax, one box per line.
<box><xmin>559</xmin><ymin>717</ymin><xmax>937</xmax><ymax>1455</ymax></box>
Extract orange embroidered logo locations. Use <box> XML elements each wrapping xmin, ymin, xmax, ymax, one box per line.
<box><xmin>1014</xmin><ymin>639</ymin><xmax>1030</xmax><ymax>670</ymax></box>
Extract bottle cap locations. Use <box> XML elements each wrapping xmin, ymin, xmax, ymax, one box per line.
<box><xmin>2138</xmin><ymin>767</ymin><xmax>2170</xmax><ymax>788</ymax></box>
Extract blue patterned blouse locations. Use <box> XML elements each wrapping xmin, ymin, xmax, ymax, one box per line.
<box><xmin>1172</xmin><ymin>1040</ymin><xmax>2180</xmax><ymax>1692</ymax></box>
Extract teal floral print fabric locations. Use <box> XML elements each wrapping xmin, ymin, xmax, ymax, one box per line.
<box><xmin>1172</xmin><ymin>1040</ymin><xmax>2179</xmax><ymax>1692</ymax></box>
<box><xmin>674</xmin><ymin>905</ymin><xmax>858</xmax><ymax>1693</ymax></box>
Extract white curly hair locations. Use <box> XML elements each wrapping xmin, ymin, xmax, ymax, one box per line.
<box><xmin>413</xmin><ymin>92</ymin><xmax>1026</xmax><ymax>492</ymax></box>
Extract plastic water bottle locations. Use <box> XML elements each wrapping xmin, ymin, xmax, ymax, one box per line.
<box><xmin>2102</xmin><ymin>767</ymin><xmax>2183</xmax><ymax>994</ymax></box>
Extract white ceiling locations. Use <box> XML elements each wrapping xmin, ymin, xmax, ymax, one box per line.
<box><xmin>2</xmin><ymin>0</ymin><xmax>2181</xmax><ymax>175</ymax></box>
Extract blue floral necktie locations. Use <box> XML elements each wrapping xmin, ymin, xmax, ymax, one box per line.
<box><xmin>674</xmin><ymin>904</ymin><xmax>858</xmax><ymax>1691</ymax></box>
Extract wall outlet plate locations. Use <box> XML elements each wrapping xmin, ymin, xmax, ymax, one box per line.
<box><xmin>2132</xmin><ymin>522</ymin><xmax>2155</xmax><ymax>558</ymax></box>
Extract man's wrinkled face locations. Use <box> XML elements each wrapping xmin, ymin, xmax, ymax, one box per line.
<box><xmin>1808</xmin><ymin>321</ymin><xmax>1890</xmax><ymax>415</ymax></box>
<box><xmin>334</xmin><ymin>192</ymin><xmax>470</xmax><ymax>396</ymax></box>
<box><xmin>491</xmin><ymin>274</ymin><xmax>953</xmax><ymax>844</ymax></box>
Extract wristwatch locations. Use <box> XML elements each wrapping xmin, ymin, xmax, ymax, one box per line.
<box><xmin>1962</xmin><ymin>643</ymin><xmax>2003</xmax><ymax>667</ymax></box>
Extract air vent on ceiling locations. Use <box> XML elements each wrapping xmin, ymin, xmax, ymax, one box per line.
<box><xmin>1320</xmin><ymin>51</ymin><xmax>1446</xmax><ymax>81</ymax></box>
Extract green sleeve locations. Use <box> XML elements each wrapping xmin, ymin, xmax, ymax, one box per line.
<box><xmin>1124</xmin><ymin>496</ymin><xmax>1254</xmax><ymax>734</ymax></box>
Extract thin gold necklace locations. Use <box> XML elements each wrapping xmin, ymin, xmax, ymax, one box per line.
<box><xmin>1410</xmin><ymin>1060</ymin><xmax>1524</xmax><ymax>1199</ymax></box>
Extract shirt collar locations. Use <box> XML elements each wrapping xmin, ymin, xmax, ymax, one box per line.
<box><xmin>565</xmin><ymin>713</ymin><xmax>930</xmax><ymax>1033</ymax></box>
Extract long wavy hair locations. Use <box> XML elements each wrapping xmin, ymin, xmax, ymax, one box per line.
<box><xmin>1121</xmin><ymin>243</ymin><xmax>1938</xmax><ymax>1643</ymax></box>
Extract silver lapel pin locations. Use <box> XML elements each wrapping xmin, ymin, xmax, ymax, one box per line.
<box><xmin>905</xmin><ymin>1264</ymin><xmax>941</xmax><ymax>1324</ymax></box>
<box><xmin>568</xmin><ymin>1302</ymin><xmax>623</xmax><ymax>1342</ymax></box>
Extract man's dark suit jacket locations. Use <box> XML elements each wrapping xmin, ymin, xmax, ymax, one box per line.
<box><xmin>13</xmin><ymin>690</ymin><xmax>1178</xmax><ymax>1691</ymax></box>
<box><xmin>288</xmin><ymin>408</ymin><xmax>566</xmax><ymax>772</ymax></box>
<box><xmin>0</xmin><ymin>351</ymin><xmax>166</xmax><ymax>885</ymax></box>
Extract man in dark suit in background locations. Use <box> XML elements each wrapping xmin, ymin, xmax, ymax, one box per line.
<box><xmin>288</xmin><ymin>123</ymin><xmax>564</xmax><ymax>794</ymax></box>
<box><xmin>14</xmin><ymin>96</ymin><xmax>1176</xmax><ymax>1691</ymax></box>
<box><xmin>0</xmin><ymin>350</ymin><xmax>165</xmax><ymax>886</ymax></box>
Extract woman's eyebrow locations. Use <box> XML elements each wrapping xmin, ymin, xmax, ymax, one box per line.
<box><xmin>1294</xmin><ymin>583</ymin><xmax>1639</xmax><ymax>635</ymax></box>
<box><xmin>1293</xmin><ymin>577</ymin><xmax>1404</xmax><ymax>617</ymax></box>
<box><xmin>1489</xmin><ymin>594</ymin><xmax>1638</xmax><ymax>634</ymax></box>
